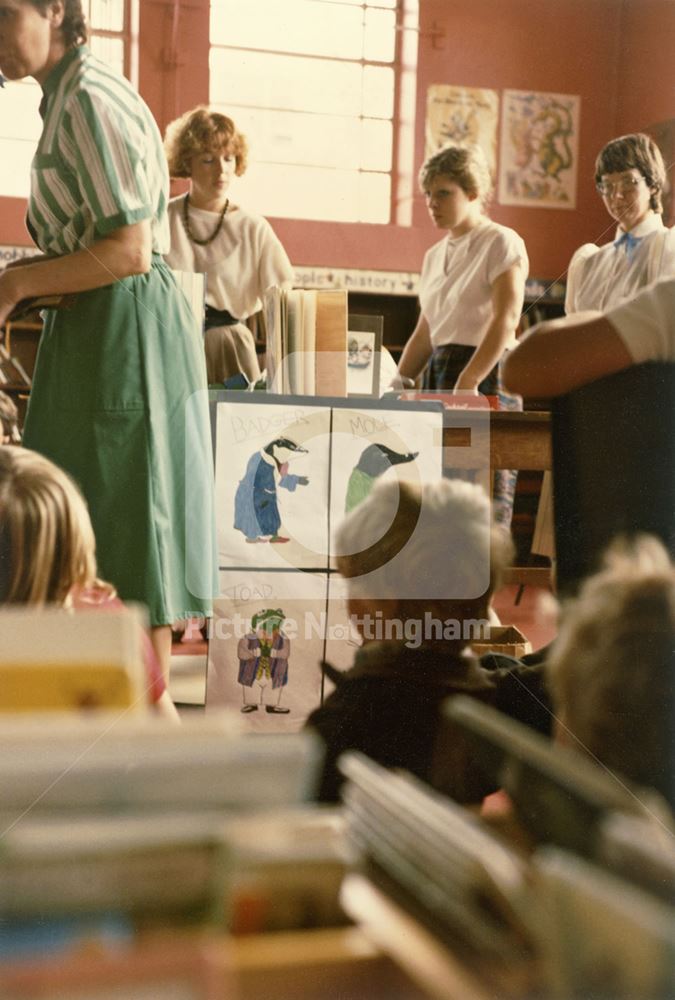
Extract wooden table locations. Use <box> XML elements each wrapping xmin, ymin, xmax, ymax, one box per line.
<box><xmin>231</xmin><ymin>924</ymin><xmax>430</xmax><ymax>999</ymax></box>
<box><xmin>443</xmin><ymin>409</ymin><xmax>552</xmax><ymax>589</ymax></box>
<box><xmin>442</xmin><ymin>409</ymin><xmax>551</xmax><ymax>473</ymax></box>
<box><xmin>340</xmin><ymin>873</ymin><xmax>537</xmax><ymax>1000</ymax></box>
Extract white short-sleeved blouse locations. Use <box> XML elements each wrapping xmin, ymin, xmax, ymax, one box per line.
<box><xmin>606</xmin><ymin>276</ymin><xmax>675</xmax><ymax>364</ymax></box>
<box><xmin>564</xmin><ymin>214</ymin><xmax>675</xmax><ymax>314</ymax></box>
<box><xmin>418</xmin><ymin>220</ymin><xmax>529</xmax><ymax>350</ymax></box>
<box><xmin>165</xmin><ymin>199</ymin><xmax>294</xmax><ymax>319</ymax></box>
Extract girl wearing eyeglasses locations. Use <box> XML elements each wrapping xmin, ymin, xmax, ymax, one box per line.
<box><xmin>565</xmin><ymin>133</ymin><xmax>675</xmax><ymax>313</ymax></box>
<box><xmin>532</xmin><ymin>134</ymin><xmax>674</xmax><ymax>565</ymax></box>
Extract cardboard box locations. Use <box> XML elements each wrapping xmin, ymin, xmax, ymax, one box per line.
<box><xmin>470</xmin><ymin>625</ymin><xmax>532</xmax><ymax>659</ymax></box>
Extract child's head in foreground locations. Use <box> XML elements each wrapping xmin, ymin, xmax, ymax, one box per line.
<box><xmin>0</xmin><ymin>392</ymin><xmax>20</xmax><ymax>444</ymax></box>
<box><xmin>548</xmin><ymin>535</ymin><xmax>674</xmax><ymax>806</ymax></box>
<box><xmin>0</xmin><ymin>446</ymin><xmax>97</xmax><ymax>606</ymax></box>
<box><xmin>335</xmin><ymin>477</ymin><xmax>512</xmax><ymax>648</ymax></box>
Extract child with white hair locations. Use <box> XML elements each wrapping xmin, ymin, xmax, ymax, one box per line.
<box><xmin>306</xmin><ymin>477</ymin><xmax>550</xmax><ymax>802</ymax></box>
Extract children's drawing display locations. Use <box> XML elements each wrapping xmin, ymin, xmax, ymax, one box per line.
<box><xmin>206</xmin><ymin>571</ymin><xmax>331</xmax><ymax>732</ymax></box>
<box><xmin>208</xmin><ymin>394</ymin><xmax>444</xmax><ymax>729</ymax></box>
<box><xmin>216</xmin><ymin>401</ymin><xmax>330</xmax><ymax>570</ymax></box>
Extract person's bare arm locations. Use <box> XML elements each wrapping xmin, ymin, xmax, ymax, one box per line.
<box><xmin>396</xmin><ymin>312</ymin><xmax>433</xmax><ymax>383</ymax></box>
<box><xmin>0</xmin><ymin>220</ymin><xmax>152</xmax><ymax>326</ymax></box>
<box><xmin>454</xmin><ymin>263</ymin><xmax>525</xmax><ymax>391</ymax></box>
<box><xmin>502</xmin><ymin>313</ymin><xmax>634</xmax><ymax>398</ymax></box>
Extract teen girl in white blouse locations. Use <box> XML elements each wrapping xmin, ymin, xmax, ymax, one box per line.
<box><xmin>398</xmin><ymin>145</ymin><xmax>528</xmax><ymax>393</ymax></box>
<box><xmin>532</xmin><ymin>134</ymin><xmax>674</xmax><ymax>559</ymax></box>
<box><xmin>566</xmin><ymin>133</ymin><xmax>675</xmax><ymax>315</ymax></box>
<box><xmin>396</xmin><ymin>145</ymin><xmax>529</xmax><ymax>526</ymax></box>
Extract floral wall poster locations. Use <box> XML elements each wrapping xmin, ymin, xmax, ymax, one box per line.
<box><xmin>425</xmin><ymin>85</ymin><xmax>499</xmax><ymax>180</ymax></box>
<box><xmin>498</xmin><ymin>89</ymin><xmax>580</xmax><ymax>209</ymax></box>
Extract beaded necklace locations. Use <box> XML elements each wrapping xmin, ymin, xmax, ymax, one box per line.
<box><xmin>182</xmin><ymin>193</ymin><xmax>229</xmax><ymax>246</ymax></box>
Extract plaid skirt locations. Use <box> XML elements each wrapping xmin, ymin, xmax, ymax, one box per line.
<box><xmin>423</xmin><ymin>343</ymin><xmax>521</xmax><ymax>529</ymax></box>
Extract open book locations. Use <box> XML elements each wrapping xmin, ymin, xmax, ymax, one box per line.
<box><xmin>264</xmin><ymin>287</ymin><xmax>348</xmax><ymax>396</ymax></box>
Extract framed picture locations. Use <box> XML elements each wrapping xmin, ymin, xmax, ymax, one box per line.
<box><xmin>425</xmin><ymin>84</ymin><xmax>499</xmax><ymax>181</ymax></box>
<box><xmin>347</xmin><ymin>314</ymin><xmax>383</xmax><ymax>397</ymax></box>
<box><xmin>498</xmin><ymin>89</ymin><xmax>580</xmax><ymax>210</ymax></box>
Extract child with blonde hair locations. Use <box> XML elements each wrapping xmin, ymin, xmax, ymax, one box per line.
<box><xmin>0</xmin><ymin>391</ymin><xmax>20</xmax><ymax>445</ymax></box>
<box><xmin>548</xmin><ymin>535</ymin><xmax>674</xmax><ymax>807</ymax></box>
<box><xmin>0</xmin><ymin>446</ymin><xmax>178</xmax><ymax>719</ymax></box>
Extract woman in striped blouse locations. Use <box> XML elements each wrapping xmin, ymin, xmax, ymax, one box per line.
<box><xmin>0</xmin><ymin>0</ymin><xmax>216</xmax><ymax>678</ymax></box>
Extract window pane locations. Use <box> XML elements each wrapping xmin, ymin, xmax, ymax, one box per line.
<box><xmin>207</xmin><ymin>0</ymin><xmax>402</xmax><ymax>225</ymax></box>
<box><xmin>364</xmin><ymin>7</ymin><xmax>396</xmax><ymax>62</ymax></box>
<box><xmin>362</xmin><ymin>65</ymin><xmax>395</xmax><ymax>118</ymax></box>
<box><xmin>0</xmin><ymin>80</ymin><xmax>42</xmax><ymax>142</ymax></box>
<box><xmin>88</xmin><ymin>0</ymin><xmax>124</xmax><ymax>32</ymax></box>
<box><xmin>335</xmin><ymin>0</ymin><xmax>397</xmax><ymax>6</ymax></box>
<box><xmin>211</xmin><ymin>48</ymin><xmax>365</xmax><ymax>117</ymax></box>
<box><xmin>0</xmin><ymin>140</ymin><xmax>36</xmax><ymax>197</ymax></box>
<box><xmin>90</xmin><ymin>35</ymin><xmax>124</xmax><ymax>76</ymax></box>
<box><xmin>217</xmin><ymin>105</ymin><xmax>391</xmax><ymax>173</ymax></box>
<box><xmin>211</xmin><ymin>0</ymin><xmax>364</xmax><ymax>59</ymax></box>
<box><xmin>359</xmin><ymin>171</ymin><xmax>391</xmax><ymax>223</ymax></box>
<box><xmin>361</xmin><ymin>118</ymin><xmax>393</xmax><ymax>172</ymax></box>
<box><xmin>232</xmin><ymin>162</ymin><xmax>390</xmax><ymax>223</ymax></box>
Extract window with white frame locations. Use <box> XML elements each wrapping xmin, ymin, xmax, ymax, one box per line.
<box><xmin>0</xmin><ymin>0</ymin><xmax>134</xmax><ymax>199</ymax></box>
<box><xmin>209</xmin><ymin>0</ymin><xmax>418</xmax><ymax>224</ymax></box>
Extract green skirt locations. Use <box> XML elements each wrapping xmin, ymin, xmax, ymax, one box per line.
<box><xmin>23</xmin><ymin>257</ymin><xmax>217</xmax><ymax>625</ymax></box>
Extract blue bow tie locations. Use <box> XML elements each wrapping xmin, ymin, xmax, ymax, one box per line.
<box><xmin>614</xmin><ymin>230</ymin><xmax>642</xmax><ymax>261</ymax></box>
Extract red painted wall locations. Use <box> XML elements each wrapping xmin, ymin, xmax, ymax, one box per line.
<box><xmin>614</xmin><ymin>0</ymin><xmax>675</xmax><ymax>133</ymax></box>
<box><xmin>403</xmin><ymin>0</ymin><xmax>623</xmax><ymax>279</ymax></box>
<box><xmin>1</xmin><ymin>0</ymin><xmax>671</xmax><ymax>281</ymax></box>
<box><xmin>138</xmin><ymin>0</ymin><xmax>209</xmax><ymax>139</ymax></box>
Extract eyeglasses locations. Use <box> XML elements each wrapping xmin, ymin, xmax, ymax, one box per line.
<box><xmin>596</xmin><ymin>176</ymin><xmax>644</xmax><ymax>198</ymax></box>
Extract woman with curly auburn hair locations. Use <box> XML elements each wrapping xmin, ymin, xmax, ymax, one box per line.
<box><xmin>164</xmin><ymin>106</ymin><xmax>294</xmax><ymax>385</ymax></box>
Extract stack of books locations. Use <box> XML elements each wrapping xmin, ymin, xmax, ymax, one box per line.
<box><xmin>0</xmin><ymin>606</ymin><xmax>148</xmax><ymax>715</ymax></box>
<box><xmin>0</xmin><ymin>712</ymin><xmax>323</xmax><ymax>991</ymax></box>
<box><xmin>339</xmin><ymin>752</ymin><xmax>531</xmax><ymax>963</ymax></box>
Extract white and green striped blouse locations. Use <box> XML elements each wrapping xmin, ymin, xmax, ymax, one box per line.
<box><xmin>28</xmin><ymin>46</ymin><xmax>170</xmax><ymax>257</ymax></box>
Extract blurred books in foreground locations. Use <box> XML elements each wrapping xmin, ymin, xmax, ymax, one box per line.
<box><xmin>339</xmin><ymin>703</ymin><xmax>675</xmax><ymax>1000</ymax></box>
<box><xmin>0</xmin><ymin>606</ymin><xmax>148</xmax><ymax>715</ymax></box>
<box><xmin>0</xmin><ymin>712</ymin><xmax>325</xmax><ymax>992</ymax></box>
